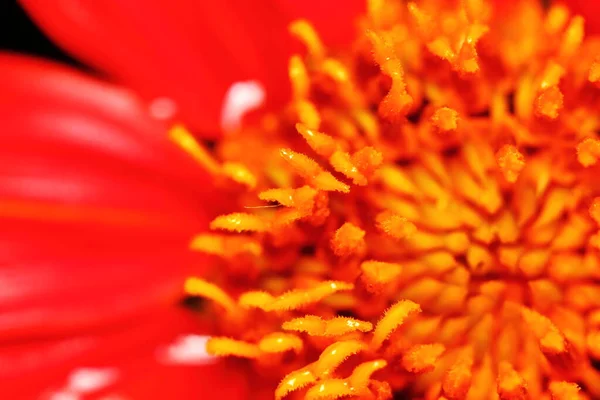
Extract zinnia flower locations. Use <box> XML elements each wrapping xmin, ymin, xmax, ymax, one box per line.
<box><xmin>6</xmin><ymin>0</ymin><xmax>600</xmax><ymax>399</ymax></box>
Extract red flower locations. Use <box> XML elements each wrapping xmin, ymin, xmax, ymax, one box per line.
<box><xmin>4</xmin><ymin>0</ymin><xmax>600</xmax><ymax>399</ymax></box>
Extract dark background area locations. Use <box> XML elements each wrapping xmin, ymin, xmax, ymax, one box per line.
<box><xmin>0</xmin><ymin>0</ymin><xmax>81</xmax><ymax>67</ymax></box>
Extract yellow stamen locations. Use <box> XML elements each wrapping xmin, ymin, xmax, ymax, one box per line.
<box><xmin>402</xmin><ymin>343</ymin><xmax>445</xmax><ymax>373</ymax></box>
<box><xmin>258</xmin><ymin>333</ymin><xmax>303</xmax><ymax>354</ymax></box>
<box><xmin>432</xmin><ymin>107</ymin><xmax>459</xmax><ymax>132</ymax></box>
<box><xmin>221</xmin><ymin>162</ymin><xmax>257</xmax><ymax>189</ymax></box>
<box><xmin>577</xmin><ymin>138</ymin><xmax>600</xmax><ymax>167</ymax></box>
<box><xmin>205</xmin><ymin>337</ymin><xmax>261</xmax><ymax>358</ymax></box>
<box><xmin>169</xmin><ymin>125</ymin><xmax>220</xmax><ymax>174</ymax></box>
<box><xmin>348</xmin><ymin>359</ymin><xmax>388</xmax><ymax>390</ymax></box>
<box><xmin>209</xmin><ymin>212</ymin><xmax>269</xmax><ymax>233</ymax></box>
<box><xmin>313</xmin><ymin>340</ymin><xmax>368</xmax><ymax>378</ymax></box>
<box><xmin>289</xmin><ymin>55</ymin><xmax>309</xmax><ymax>100</ymax></box>
<box><xmin>372</xmin><ymin>300</ymin><xmax>421</xmax><ymax>350</ymax></box>
<box><xmin>442</xmin><ymin>348</ymin><xmax>474</xmax><ymax>400</ymax></box>
<box><xmin>283</xmin><ymin>315</ymin><xmax>373</xmax><ymax>336</ymax></box>
<box><xmin>331</xmin><ymin>222</ymin><xmax>366</xmax><ymax>257</ymax></box>
<box><xmin>239</xmin><ymin>281</ymin><xmax>354</xmax><ymax>312</ymax></box>
<box><xmin>184</xmin><ymin>278</ymin><xmax>237</xmax><ymax>314</ymax></box>
<box><xmin>375</xmin><ymin>211</ymin><xmax>417</xmax><ymax>240</ymax></box>
<box><xmin>548</xmin><ymin>381</ymin><xmax>582</xmax><ymax>400</ymax></box>
<box><xmin>289</xmin><ymin>19</ymin><xmax>325</xmax><ymax>60</ymax></box>
<box><xmin>276</xmin><ymin>368</ymin><xmax>316</xmax><ymax>400</ymax></box>
<box><xmin>360</xmin><ymin>260</ymin><xmax>402</xmax><ymax>294</ymax></box>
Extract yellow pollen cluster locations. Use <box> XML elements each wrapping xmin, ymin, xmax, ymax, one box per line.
<box><xmin>172</xmin><ymin>0</ymin><xmax>600</xmax><ymax>398</ymax></box>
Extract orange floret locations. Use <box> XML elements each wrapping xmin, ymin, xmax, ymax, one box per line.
<box><xmin>496</xmin><ymin>145</ymin><xmax>525</xmax><ymax>183</ymax></box>
<box><xmin>181</xmin><ymin>3</ymin><xmax>600</xmax><ymax>399</ymax></box>
<box><xmin>402</xmin><ymin>343</ymin><xmax>445</xmax><ymax>373</ymax></box>
<box><xmin>577</xmin><ymin>138</ymin><xmax>600</xmax><ymax>167</ymax></box>
<box><xmin>432</xmin><ymin>107</ymin><xmax>459</xmax><ymax>132</ymax></box>
<box><xmin>331</xmin><ymin>222</ymin><xmax>366</xmax><ymax>257</ymax></box>
<box><xmin>497</xmin><ymin>361</ymin><xmax>528</xmax><ymax>400</ymax></box>
<box><xmin>375</xmin><ymin>211</ymin><xmax>417</xmax><ymax>240</ymax></box>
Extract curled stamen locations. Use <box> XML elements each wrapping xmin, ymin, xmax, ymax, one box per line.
<box><xmin>240</xmin><ymin>281</ymin><xmax>354</xmax><ymax>312</ymax></box>
<box><xmin>289</xmin><ymin>19</ymin><xmax>325</xmax><ymax>60</ymax></box>
<box><xmin>313</xmin><ymin>340</ymin><xmax>368</xmax><ymax>378</ymax></box>
<box><xmin>366</xmin><ymin>30</ymin><xmax>413</xmax><ymax>120</ymax></box>
<box><xmin>372</xmin><ymin>300</ymin><xmax>421</xmax><ymax>350</ymax></box>
<box><xmin>349</xmin><ymin>360</ymin><xmax>388</xmax><ymax>390</ymax></box>
<box><xmin>296</xmin><ymin>123</ymin><xmax>338</xmax><ymax>158</ymax></box>
<box><xmin>184</xmin><ymin>278</ymin><xmax>237</xmax><ymax>314</ymax></box>
<box><xmin>205</xmin><ymin>337</ymin><xmax>261</xmax><ymax>359</ymax></box>
<box><xmin>258</xmin><ymin>333</ymin><xmax>304</xmax><ymax>354</ymax></box>
<box><xmin>276</xmin><ymin>368</ymin><xmax>316</xmax><ymax>400</ymax></box>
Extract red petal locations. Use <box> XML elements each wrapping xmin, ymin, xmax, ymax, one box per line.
<box><xmin>565</xmin><ymin>0</ymin><xmax>600</xmax><ymax>34</ymax></box>
<box><xmin>19</xmin><ymin>0</ymin><xmax>364</xmax><ymax>137</ymax></box>
<box><xmin>277</xmin><ymin>0</ymin><xmax>365</xmax><ymax>48</ymax></box>
<box><xmin>0</xmin><ymin>54</ymin><xmax>215</xmax><ymax>339</ymax></box>
<box><xmin>2</xmin><ymin>308</ymin><xmax>249</xmax><ymax>399</ymax></box>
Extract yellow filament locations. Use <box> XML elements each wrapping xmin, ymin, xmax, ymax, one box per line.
<box><xmin>205</xmin><ymin>337</ymin><xmax>261</xmax><ymax>359</ymax></box>
<box><xmin>258</xmin><ymin>333</ymin><xmax>303</xmax><ymax>354</ymax></box>
<box><xmin>276</xmin><ymin>368</ymin><xmax>316</xmax><ymax>400</ymax></box>
<box><xmin>184</xmin><ymin>278</ymin><xmax>237</xmax><ymax>314</ymax></box>
<box><xmin>402</xmin><ymin>343</ymin><xmax>445</xmax><ymax>373</ymax></box>
<box><xmin>239</xmin><ymin>281</ymin><xmax>354</xmax><ymax>312</ymax></box>
<box><xmin>168</xmin><ymin>125</ymin><xmax>220</xmax><ymax>174</ymax></box>
<box><xmin>313</xmin><ymin>340</ymin><xmax>368</xmax><ymax>378</ymax></box>
<box><xmin>348</xmin><ymin>359</ymin><xmax>388</xmax><ymax>389</ymax></box>
<box><xmin>372</xmin><ymin>300</ymin><xmax>421</xmax><ymax>350</ymax></box>
<box><xmin>289</xmin><ymin>19</ymin><xmax>325</xmax><ymax>60</ymax></box>
<box><xmin>210</xmin><ymin>212</ymin><xmax>269</xmax><ymax>233</ymax></box>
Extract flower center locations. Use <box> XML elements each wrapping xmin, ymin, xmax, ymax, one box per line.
<box><xmin>171</xmin><ymin>1</ymin><xmax>600</xmax><ymax>399</ymax></box>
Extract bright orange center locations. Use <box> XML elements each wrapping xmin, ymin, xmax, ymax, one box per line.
<box><xmin>172</xmin><ymin>0</ymin><xmax>600</xmax><ymax>399</ymax></box>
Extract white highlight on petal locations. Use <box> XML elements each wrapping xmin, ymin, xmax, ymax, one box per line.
<box><xmin>149</xmin><ymin>97</ymin><xmax>177</xmax><ymax>120</ymax></box>
<box><xmin>161</xmin><ymin>334</ymin><xmax>217</xmax><ymax>365</ymax></box>
<box><xmin>49</xmin><ymin>392</ymin><xmax>78</xmax><ymax>400</ymax></box>
<box><xmin>220</xmin><ymin>80</ymin><xmax>265</xmax><ymax>132</ymax></box>
<box><xmin>67</xmin><ymin>368</ymin><xmax>118</xmax><ymax>394</ymax></box>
